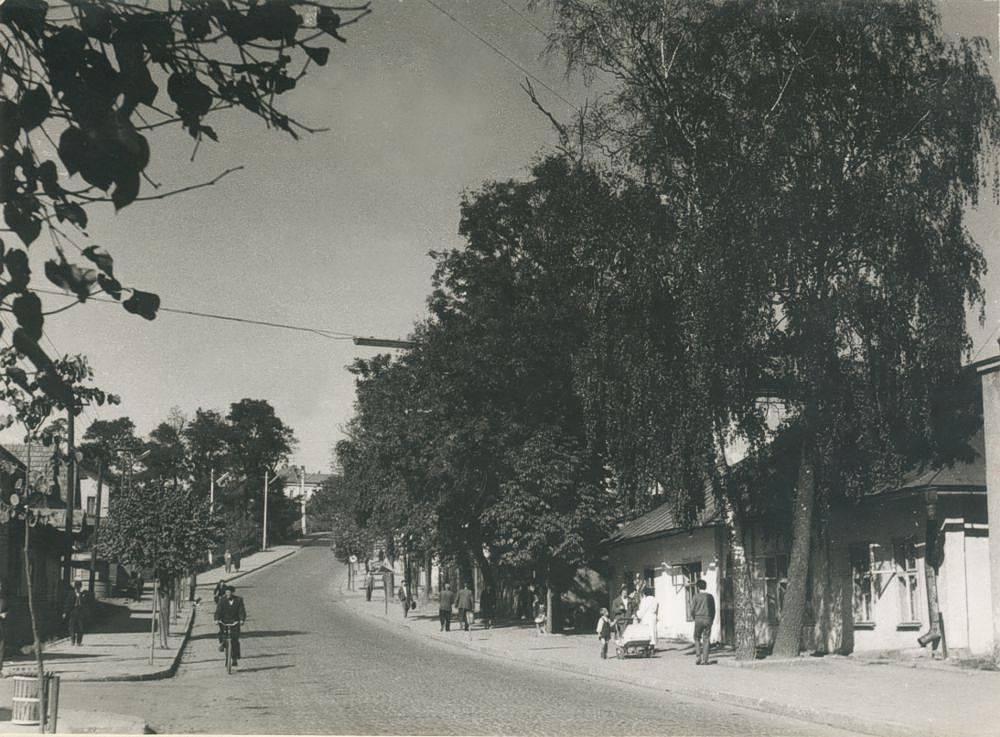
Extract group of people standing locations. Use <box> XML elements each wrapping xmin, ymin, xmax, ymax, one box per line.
<box><xmin>597</xmin><ymin>576</ymin><xmax>716</xmax><ymax>663</ymax></box>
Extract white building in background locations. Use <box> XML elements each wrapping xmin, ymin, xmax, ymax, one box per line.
<box><xmin>278</xmin><ymin>466</ymin><xmax>335</xmax><ymax>534</ymax></box>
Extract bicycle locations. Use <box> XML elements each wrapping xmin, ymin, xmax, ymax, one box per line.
<box><xmin>218</xmin><ymin>621</ymin><xmax>241</xmax><ymax>674</ymax></box>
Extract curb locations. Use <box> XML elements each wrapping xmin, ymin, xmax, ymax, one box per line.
<box><xmin>333</xmin><ymin>596</ymin><xmax>930</xmax><ymax>737</ymax></box>
<box><xmin>65</xmin><ymin>604</ymin><xmax>197</xmax><ymax>683</ymax></box>
<box><xmin>196</xmin><ymin>547</ymin><xmax>302</xmax><ymax>588</ymax></box>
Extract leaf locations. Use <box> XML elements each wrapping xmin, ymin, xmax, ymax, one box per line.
<box><xmin>303</xmin><ymin>45</ymin><xmax>330</xmax><ymax>67</ymax></box>
<box><xmin>54</xmin><ymin>202</ymin><xmax>88</xmax><ymax>230</ymax></box>
<box><xmin>45</xmin><ymin>256</ymin><xmax>96</xmax><ymax>301</ymax></box>
<box><xmin>4</xmin><ymin>248</ymin><xmax>30</xmax><ymax>291</ymax></box>
<box><xmin>317</xmin><ymin>7</ymin><xmax>345</xmax><ymax>41</ymax></box>
<box><xmin>79</xmin><ymin>2</ymin><xmax>115</xmax><ymax>41</ymax></box>
<box><xmin>0</xmin><ymin>101</ymin><xmax>22</xmax><ymax>148</ymax></box>
<box><xmin>181</xmin><ymin>8</ymin><xmax>212</xmax><ymax>41</ymax></box>
<box><xmin>82</xmin><ymin>245</ymin><xmax>113</xmax><ymax>277</ymax></box>
<box><xmin>4</xmin><ymin>200</ymin><xmax>41</xmax><ymax>246</ymax></box>
<box><xmin>98</xmin><ymin>273</ymin><xmax>122</xmax><ymax>300</ymax></box>
<box><xmin>112</xmin><ymin>170</ymin><xmax>140</xmax><ymax>211</ymax></box>
<box><xmin>167</xmin><ymin>72</ymin><xmax>213</xmax><ymax>118</ymax></box>
<box><xmin>6</xmin><ymin>367</ymin><xmax>31</xmax><ymax>393</ymax></box>
<box><xmin>18</xmin><ymin>87</ymin><xmax>50</xmax><ymax>131</ymax></box>
<box><xmin>37</xmin><ymin>160</ymin><xmax>61</xmax><ymax>198</ymax></box>
<box><xmin>12</xmin><ymin>292</ymin><xmax>43</xmax><ymax>341</ymax></box>
<box><xmin>58</xmin><ymin>126</ymin><xmax>86</xmax><ymax>177</ymax></box>
<box><xmin>123</xmin><ymin>289</ymin><xmax>160</xmax><ymax>321</ymax></box>
<box><xmin>0</xmin><ymin>0</ymin><xmax>48</xmax><ymax>39</ymax></box>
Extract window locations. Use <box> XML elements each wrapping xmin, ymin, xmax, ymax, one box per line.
<box><xmin>86</xmin><ymin>497</ymin><xmax>96</xmax><ymax>516</ymax></box>
<box><xmin>681</xmin><ymin>562</ymin><xmax>702</xmax><ymax>621</ymax></box>
<box><xmin>751</xmin><ymin>555</ymin><xmax>789</xmax><ymax>624</ymax></box>
<box><xmin>850</xmin><ymin>543</ymin><xmax>879</xmax><ymax>624</ymax></box>
<box><xmin>893</xmin><ymin>540</ymin><xmax>921</xmax><ymax>624</ymax></box>
<box><xmin>641</xmin><ymin>566</ymin><xmax>657</xmax><ymax>595</ymax></box>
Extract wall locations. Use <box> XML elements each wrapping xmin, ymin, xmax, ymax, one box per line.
<box><xmin>608</xmin><ymin>528</ymin><xmax>723</xmax><ymax>643</ymax></box>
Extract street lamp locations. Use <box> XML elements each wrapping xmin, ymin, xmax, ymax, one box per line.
<box><xmin>297</xmin><ymin>465</ymin><xmax>307</xmax><ymax>536</ymax></box>
<box><xmin>263</xmin><ymin>470</ymin><xmax>280</xmax><ymax>550</ymax></box>
<box><xmin>208</xmin><ymin>469</ymin><xmax>231</xmax><ymax>564</ymax></box>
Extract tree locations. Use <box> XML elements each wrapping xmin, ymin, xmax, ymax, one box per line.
<box><xmin>225</xmin><ymin>398</ymin><xmax>295</xmax><ymax>485</ymax></box>
<box><xmin>0</xmin><ymin>0</ymin><xmax>370</xmax><ymax>407</ymax></box>
<box><xmin>81</xmin><ymin>416</ymin><xmax>143</xmax><ymax>478</ymax></box>
<box><xmin>143</xmin><ymin>420</ymin><xmax>187</xmax><ymax>489</ymax></box>
<box><xmin>99</xmin><ymin>482</ymin><xmax>219</xmax><ymax>640</ymax></box>
<box><xmin>183</xmin><ymin>408</ymin><xmax>232</xmax><ymax>499</ymax></box>
<box><xmin>546</xmin><ymin>0</ymin><xmax>1000</xmax><ymax>657</ymax></box>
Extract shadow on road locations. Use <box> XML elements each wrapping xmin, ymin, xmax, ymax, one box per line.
<box><xmin>234</xmin><ymin>664</ymin><xmax>294</xmax><ymax>674</ymax></box>
<box><xmin>189</xmin><ymin>630</ymin><xmax>308</xmax><ymax>642</ymax></box>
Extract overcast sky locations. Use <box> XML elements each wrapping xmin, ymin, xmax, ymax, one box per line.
<box><xmin>9</xmin><ymin>0</ymin><xmax>1000</xmax><ymax>474</ymax></box>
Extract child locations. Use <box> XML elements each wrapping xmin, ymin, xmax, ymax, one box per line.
<box><xmin>534</xmin><ymin>605</ymin><xmax>547</xmax><ymax>636</ymax></box>
<box><xmin>596</xmin><ymin>607</ymin><xmax>614</xmax><ymax>659</ymax></box>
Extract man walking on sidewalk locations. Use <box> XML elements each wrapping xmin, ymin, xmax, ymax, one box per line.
<box><xmin>63</xmin><ymin>581</ymin><xmax>89</xmax><ymax>646</ymax></box>
<box><xmin>456</xmin><ymin>582</ymin><xmax>474</xmax><ymax>632</ymax></box>
<box><xmin>689</xmin><ymin>579</ymin><xmax>715</xmax><ymax>665</ymax></box>
<box><xmin>438</xmin><ymin>582</ymin><xmax>455</xmax><ymax>631</ymax></box>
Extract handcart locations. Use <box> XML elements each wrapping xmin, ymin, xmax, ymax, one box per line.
<box><xmin>615</xmin><ymin>621</ymin><xmax>655</xmax><ymax>658</ymax></box>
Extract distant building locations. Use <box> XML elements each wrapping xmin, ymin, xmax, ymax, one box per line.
<box><xmin>278</xmin><ymin>466</ymin><xmax>335</xmax><ymax>535</ymax></box>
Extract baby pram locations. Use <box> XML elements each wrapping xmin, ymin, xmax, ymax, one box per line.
<box><xmin>615</xmin><ymin>621</ymin><xmax>655</xmax><ymax>658</ymax></box>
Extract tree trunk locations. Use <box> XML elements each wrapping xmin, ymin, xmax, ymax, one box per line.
<box><xmin>425</xmin><ymin>554</ymin><xmax>432</xmax><ymax>596</ymax></box>
<box><xmin>772</xmin><ymin>442</ymin><xmax>816</xmax><ymax>658</ymax></box>
<box><xmin>724</xmin><ymin>495</ymin><xmax>757</xmax><ymax>661</ymax></box>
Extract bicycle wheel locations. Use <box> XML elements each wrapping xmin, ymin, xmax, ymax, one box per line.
<box><xmin>225</xmin><ymin>638</ymin><xmax>232</xmax><ymax>675</ymax></box>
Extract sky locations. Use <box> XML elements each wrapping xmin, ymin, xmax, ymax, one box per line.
<box><xmin>6</xmin><ymin>0</ymin><xmax>1000</xmax><ymax>475</ymax></box>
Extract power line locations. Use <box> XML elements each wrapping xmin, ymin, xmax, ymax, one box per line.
<box><xmin>33</xmin><ymin>288</ymin><xmax>359</xmax><ymax>342</ymax></box>
<box><xmin>422</xmin><ymin>0</ymin><xmax>581</xmax><ymax>114</ymax></box>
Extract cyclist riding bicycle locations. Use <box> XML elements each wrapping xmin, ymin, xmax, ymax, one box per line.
<box><xmin>214</xmin><ymin>585</ymin><xmax>247</xmax><ymax>667</ymax></box>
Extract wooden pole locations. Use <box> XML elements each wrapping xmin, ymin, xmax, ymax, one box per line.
<box><xmin>262</xmin><ymin>473</ymin><xmax>269</xmax><ymax>550</ymax></box>
<box><xmin>46</xmin><ymin>676</ymin><xmax>59</xmax><ymax>734</ymax></box>
<box><xmin>63</xmin><ymin>410</ymin><xmax>76</xmax><ymax>587</ymax></box>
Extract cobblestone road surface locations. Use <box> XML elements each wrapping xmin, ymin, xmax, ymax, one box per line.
<box><xmin>55</xmin><ymin>537</ymin><xmax>856</xmax><ymax>735</ymax></box>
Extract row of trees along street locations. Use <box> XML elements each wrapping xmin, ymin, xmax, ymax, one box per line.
<box><xmin>0</xmin><ymin>0</ymin><xmax>367</xmax><ymax>724</ymax></box>
<box><xmin>312</xmin><ymin>0</ymin><xmax>1000</xmax><ymax>658</ymax></box>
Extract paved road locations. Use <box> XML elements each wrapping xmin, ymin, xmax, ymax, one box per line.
<box><xmin>57</xmin><ymin>537</ymin><xmax>854</xmax><ymax>735</ymax></box>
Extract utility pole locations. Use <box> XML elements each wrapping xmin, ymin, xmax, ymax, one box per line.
<box><xmin>63</xmin><ymin>408</ymin><xmax>76</xmax><ymax>586</ymax></box>
<box><xmin>87</xmin><ymin>460</ymin><xmax>104</xmax><ymax>593</ymax></box>
<box><xmin>209</xmin><ymin>468</ymin><xmax>215</xmax><ymax>565</ymax></box>
<box><xmin>299</xmin><ymin>466</ymin><xmax>306</xmax><ymax>536</ymax></box>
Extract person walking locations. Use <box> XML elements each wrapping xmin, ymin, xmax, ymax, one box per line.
<box><xmin>596</xmin><ymin>607</ymin><xmax>614</xmax><ymax>659</ymax></box>
<box><xmin>455</xmin><ymin>582</ymin><xmax>474</xmax><ymax>633</ymax></box>
<box><xmin>612</xmin><ymin>585</ymin><xmax>629</xmax><ymax>639</ymax></box>
<box><xmin>397</xmin><ymin>585</ymin><xmax>411</xmax><ymax>618</ymax></box>
<box><xmin>636</xmin><ymin>587</ymin><xmax>659</xmax><ymax>650</ymax></box>
<box><xmin>232</xmin><ymin>550</ymin><xmax>242</xmax><ymax>572</ymax></box>
<box><xmin>133</xmin><ymin>571</ymin><xmax>144</xmax><ymax>602</ymax></box>
<box><xmin>214</xmin><ymin>578</ymin><xmax>228</xmax><ymax>605</ymax></box>
<box><xmin>438</xmin><ymin>582</ymin><xmax>455</xmax><ymax>631</ymax></box>
<box><xmin>224</xmin><ymin>549</ymin><xmax>232</xmax><ymax>574</ymax></box>
<box><xmin>365</xmin><ymin>570</ymin><xmax>375</xmax><ymax>602</ymax></box>
<box><xmin>63</xmin><ymin>581</ymin><xmax>89</xmax><ymax>646</ymax></box>
<box><xmin>689</xmin><ymin>579</ymin><xmax>716</xmax><ymax>665</ymax></box>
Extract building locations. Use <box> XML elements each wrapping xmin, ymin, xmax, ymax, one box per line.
<box><xmin>278</xmin><ymin>466</ymin><xmax>335</xmax><ymax>535</ymax></box>
<box><xmin>606</xmin><ymin>371</ymin><xmax>994</xmax><ymax>657</ymax></box>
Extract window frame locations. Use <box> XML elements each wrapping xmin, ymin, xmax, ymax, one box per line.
<box><xmin>892</xmin><ymin>538</ymin><xmax>922</xmax><ymax>626</ymax></box>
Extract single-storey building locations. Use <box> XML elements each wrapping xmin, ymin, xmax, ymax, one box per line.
<box><xmin>607</xmin><ymin>381</ymin><xmax>993</xmax><ymax>657</ymax></box>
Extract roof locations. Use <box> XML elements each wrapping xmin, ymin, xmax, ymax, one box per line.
<box><xmin>606</xmin><ymin>428</ymin><xmax>986</xmax><ymax>547</ymax></box>
<box><xmin>277</xmin><ymin>467</ymin><xmax>334</xmax><ymax>486</ymax></box>
<box><xmin>871</xmin><ymin>428</ymin><xmax>986</xmax><ymax>496</ymax></box>
<box><xmin>4</xmin><ymin>443</ymin><xmax>70</xmax><ymax>498</ymax></box>
<box><xmin>605</xmin><ymin>494</ymin><xmax>720</xmax><ymax>547</ymax></box>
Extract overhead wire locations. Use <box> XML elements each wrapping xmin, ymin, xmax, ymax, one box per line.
<box><xmin>32</xmin><ymin>288</ymin><xmax>360</xmax><ymax>342</ymax></box>
<box><xmin>422</xmin><ymin>0</ymin><xmax>581</xmax><ymax>114</ymax></box>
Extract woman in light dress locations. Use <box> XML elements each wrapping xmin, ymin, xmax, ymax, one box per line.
<box><xmin>635</xmin><ymin>587</ymin><xmax>659</xmax><ymax>648</ymax></box>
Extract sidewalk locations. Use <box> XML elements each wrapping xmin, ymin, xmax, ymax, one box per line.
<box><xmin>196</xmin><ymin>544</ymin><xmax>301</xmax><ymax>590</ymax></box>
<box><xmin>332</xmin><ymin>572</ymin><xmax>1000</xmax><ymax>737</ymax></box>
